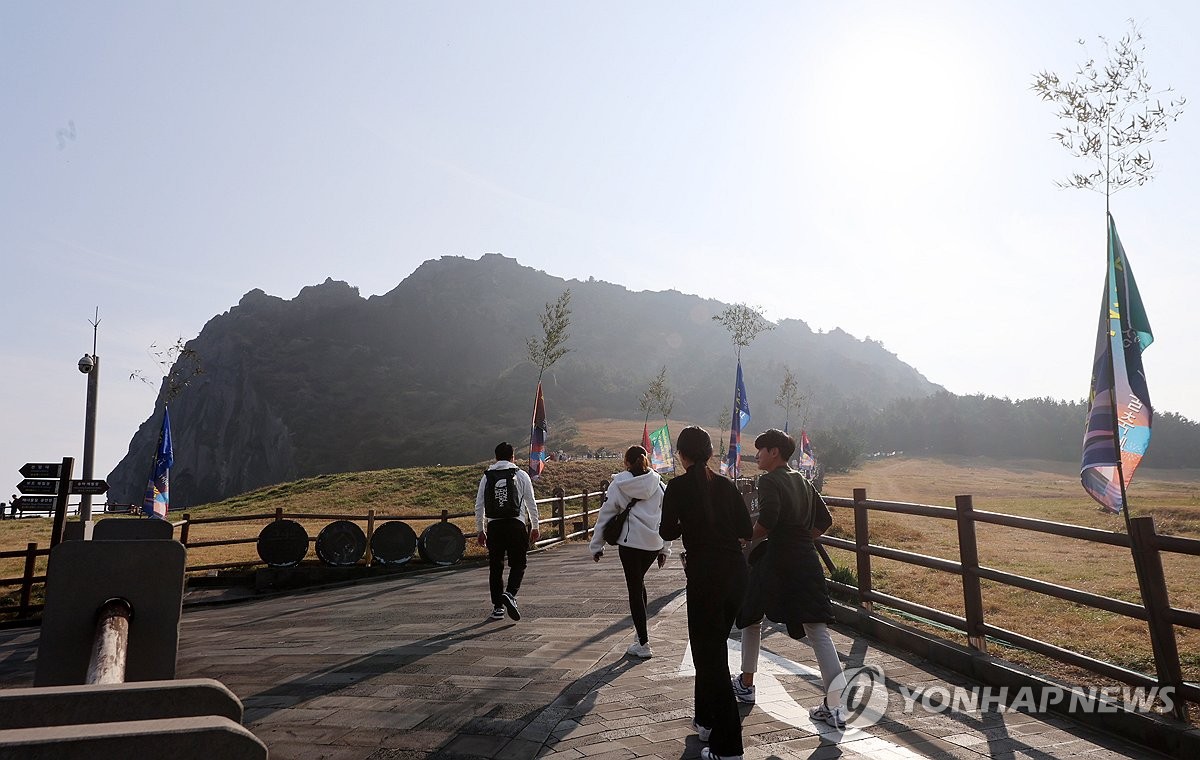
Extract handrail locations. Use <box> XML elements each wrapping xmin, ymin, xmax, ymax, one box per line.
<box><xmin>824</xmin><ymin>486</ymin><xmax>1197</xmax><ymax>720</ymax></box>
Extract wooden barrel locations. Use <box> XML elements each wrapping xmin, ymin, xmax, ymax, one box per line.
<box><xmin>257</xmin><ymin>520</ymin><xmax>309</xmax><ymax>567</ymax></box>
<box><xmin>418</xmin><ymin>522</ymin><xmax>465</xmax><ymax>566</ymax></box>
<box><xmin>315</xmin><ymin>520</ymin><xmax>367</xmax><ymax>567</ymax></box>
<box><xmin>370</xmin><ymin>520</ymin><xmax>417</xmax><ymax>566</ymax></box>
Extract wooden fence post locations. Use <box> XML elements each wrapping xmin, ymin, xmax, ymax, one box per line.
<box><xmin>365</xmin><ymin>508</ymin><xmax>376</xmax><ymax>565</ymax></box>
<box><xmin>1128</xmin><ymin>516</ymin><xmax>1188</xmax><ymax>721</ymax></box>
<box><xmin>581</xmin><ymin>490</ymin><xmax>590</xmax><ymax>537</ymax></box>
<box><xmin>853</xmin><ymin>488</ymin><xmax>872</xmax><ymax>611</ymax></box>
<box><xmin>555</xmin><ymin>488</ymin><xmax>567</xmax><ymax>542</ymax></box>
<box><xmin>274</xmin><ymin>507</ymin><xmax>283</xmax><ymax>521</ymax></box>
<box><xmin>19</xmin><ymin>543</ymin><xmax>37</xmax><ymax>618</ymax></box>
<box><xmin>179</xmin><ymin>513</ymin><xmax>190</xmax><ymax>546</ymax></box>
<box><xmin>955</xmin><ymin>495</ymin><xmax>987</xmax><ymax>653</ymax></box>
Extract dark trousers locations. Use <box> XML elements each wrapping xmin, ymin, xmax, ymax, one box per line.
<box><xmin>686</xmin><ymin>552</ymin><xmax>748</xmax><ymax>757</ymax></box>
<box><xmin>487</xmin><ymin>519</ymin><xmax>529</xmax><ymax>607</ymax></box>
<box><xmin>619</xmin><ymin>545</ymin><xmax>659</xmax><ymax>644</ymax></box>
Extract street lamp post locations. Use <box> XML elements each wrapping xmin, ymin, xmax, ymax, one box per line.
<box><xmin>78</xmin><ymin>352</ymin><xmax>98</xmax><ymax>522</ymax></box>
<box><xmin>78</xmin><ymin>309</ymin><xmax>101</xmax><ymax>527</ymax></box>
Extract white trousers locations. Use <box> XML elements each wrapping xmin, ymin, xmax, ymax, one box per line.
<box><xmin>739</xmin><ymin>621</ymin><xmax>844</xmax><ymax>708</ymax></box>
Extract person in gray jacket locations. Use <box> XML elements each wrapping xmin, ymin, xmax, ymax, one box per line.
<box><xmin>590</xmin><ymin>445</ymin><xmax>672</xmax><ymax>658</ymax></box>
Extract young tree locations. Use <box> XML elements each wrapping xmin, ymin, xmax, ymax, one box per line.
<box><xmin>130</xmin><ymin>338</ymin><xmax>203</xmax><ymax>402</ymax></box>
<box><xmin>775</xmin><ymin>365</ymin><xmax>805</xmax><ymax>432</ymax></box>
<box><xmin>712</xmin><ymin>303</ymin><xmax>774</xmax><ymax>361</ymax></box>
<box><xmin>717</xmin><ymin>405</ymin><xmax>730</xmax><ymax>458</ymax></box>
<box><xmin>650</xmin><ymin>365</ymin><xmax>674</xmax><ymax>422</ymax></box>
<box><xmin>1032</xmin><ymin>21</ymin><xmax>1185</xmax><ymax>203</ymax></box>
<box><xmin>526</xmin><ymin>289</ymin><xmax>573</xmax><ymax>384</ymax></box>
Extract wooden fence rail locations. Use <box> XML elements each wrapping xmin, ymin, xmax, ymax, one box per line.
<box><xmin>822</xmin><ymin>487</ymin><xmax>1199</xmax><ymax>720</ymax></box>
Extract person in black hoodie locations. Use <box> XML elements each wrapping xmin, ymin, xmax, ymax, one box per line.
<box><xmin>660</xmin><ymin>426</ymin><xmax>752</xmax><ymax>760</ymax></box>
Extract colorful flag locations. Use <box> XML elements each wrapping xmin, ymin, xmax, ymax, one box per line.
<box><xmin>799</xmin><ymin>429</ymin><xmax>816</xmax><ymax>468</ymax></box>
<box><xmin>1081</xmin><ymin>214</ymin><xmax>1154</xmax><ymax>514</ymax></box>
<box><xmin>725</xmin><ymin>361</ymin><xmax>751</xmax><ymax>478</ymax></box>
<box><xmin>642</xmin><ymin>422</ymin><xmax>652</xmax><ymax>453</ymax></box>
<box><xmin>141</xmin><ymin>406</ymin><xmax>174</xmax><ymax>518</ymax></box>
<box><xmin>649</xmin><ymin>423</ymin><xmax>674</xmax><ymax>473</ymax></box>
<box><xmin>529</xmin><ymin>382</ymin><xmax>547</xmax><ymax>480</ymax></box>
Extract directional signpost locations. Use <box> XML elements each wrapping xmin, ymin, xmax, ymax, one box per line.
<box><xmin>70</xmin><ymin>479</ymin><xmax>109</xmax><ymax>496</ymax></box>
<box><xmin>15</xmin><ymin>458</ymin><xmax>75</xmax><ymax>547</ymax></box>
<box><xmin>17</xmin><ymin>480</ymin><xmax>58</xmax><ymax>495</ymax></box>
<box><xmin>12</xmin><ymin>496</ymin><xmax>57</xmax><ymax>511</ymax></box>
<box><xmin>19</xmin><ymin>463</ymin><xmax>62</xmax><ymax>480</ymax></box>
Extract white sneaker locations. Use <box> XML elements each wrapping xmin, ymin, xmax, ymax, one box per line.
<box><xmin>731</xmin><ymin>674</ymin><xmax>756</xmax><ymax>704</ymax></box>
<box><xmin>691</xmin><ymin>719</ymin><xmax>712</xmax><ymax>742</ymax></box>
<box><xmin>700</xmin><ymin>748</ymin><xmax>742</xmax><ymax>760</ymax></box>
<box><xmin>626</xmin><ymin>641</ymin><xmax>653</xmax><ymax>659</ymax></box>
<box><xmin>809</xmin><ymin>703</ymin><xmax>846</xmax><ymax>729</ymax></box>
<box><xmin>501</xmin><ymin>592</ymin><xmax>521</xmax><ymax>621</ymax></box>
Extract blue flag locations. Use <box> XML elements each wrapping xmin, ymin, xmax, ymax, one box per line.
<box><xmin>142</xmin><ymin>406</ymin><xmax>174</xmax><ymax>518</ymax></box>
<box><xmin>725</xmin><ymin>362</ymin><xmax>751</xmax><ymax>477</ymax></box>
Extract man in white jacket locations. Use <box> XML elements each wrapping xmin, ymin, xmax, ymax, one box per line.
<box><xmin>590</xmin><ymin>445</ymin><xmax>672</xmax><ymax>658</ymax></box>
<box><xmin>475</xmin><ymin>442</ymin><xmax>540</xmax><ymax>621</ymax></box>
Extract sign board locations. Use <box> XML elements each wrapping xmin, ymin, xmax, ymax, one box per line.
<box><xmin>13</xmin><ymin>495</ymin><xmax>57</xmax><ymax>510</ymax></box>
<box><xmin>17</xmin><ymin>479</ymin><xmax>58</xmax><ymax>495</ymax></box>
<box><xmin>20</xmin><ymin>463</ymin><xmax>62</xmax><ymax>479</ymax></box>
<box><xmin>70</xmin><ymin>479</ymin><xmax>109</xmax><ymax>495</ymax></box>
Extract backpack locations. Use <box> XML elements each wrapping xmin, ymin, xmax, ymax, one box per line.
<box><xmin>602</xmin><ymin>498</ymin><xmax>641</xmax><ymax>546</ymax></box>
<box><xmin>484</xmin><ymin>467</ymin><xmax>522</xmax><ymax>519</ymax></box>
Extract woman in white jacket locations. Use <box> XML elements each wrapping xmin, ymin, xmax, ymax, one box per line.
<box><xmin>590</xmin><ymin>445</ymin><xmax>672</xmax><ymax>659</ymax></box>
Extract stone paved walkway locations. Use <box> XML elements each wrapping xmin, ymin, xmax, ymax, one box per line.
<box><xmin>0</xmin><ymin>542</ymin><xmax>1175</xmax><ymax>758</ymax></box>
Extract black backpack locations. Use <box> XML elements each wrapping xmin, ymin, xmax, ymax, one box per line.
<box><xmin>484</xmin><ymin>467</ymin><xmax>522</xmax><ymax>519</ymax></box>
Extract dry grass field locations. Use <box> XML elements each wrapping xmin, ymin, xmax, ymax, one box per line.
<box><xmin>820</xmin><ymin>454</ymin><xmax>1200</xmax><ymax>695</ymax></box>
<box><xmin>2</xmin><ymin>417</ymin><xmax>1196</xmax><ymax>708</ymax></box>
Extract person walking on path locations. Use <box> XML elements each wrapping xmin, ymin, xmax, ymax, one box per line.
<box><xmin>730</xmin><ymin>428</ymin><xmax>849</xmax><ymax>730</ymax></box>
<box><xmin>590</xmin><ymin>445</ymin><xmax>673</xmax><ymax>659</ymax></box>
<box><xmin>475</xmin><ymin>441</ymin><xmax>540</xmax><ymax>621</ymax></box>
<box><xmin>660</xmin><ymin>426</ymin><xmax>753</xmax><ymax>760</ymax></box>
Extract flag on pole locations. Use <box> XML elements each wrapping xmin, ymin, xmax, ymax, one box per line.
<box><xmin>649</xmin><ymin>423</ymin><xmax>674</xmax><ymax>473</ymax></box>
<box><xmin>642</xmin><ymin>422</ymin><xmax>652</xmax><ymax>453</ymax></box>
<box><xmin>141</xmin><ymin>406</ymin><xmax>174</xmax><ymax>518</ymax></box>
<box><xmin>1081</xmin><ymin>214</ymin><xmax>1154</xmax><ymax>514</ymax></box>
<box><xmin>529</xmin><ymin>382</ymin><xmax>547</xmax><ymax>480</ymax></box>
<box><xmin>798</xmin><ymin>429</ymin><xmax>816</xmax><ymax>468</ymax></box>
<box><xmin>725</xmin><ymin>361</ymin><xmax>751</xmax><ymax>478</ymax></box>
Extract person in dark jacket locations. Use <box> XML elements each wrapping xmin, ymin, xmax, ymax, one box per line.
<box><xmin>660</xmin><ymin>426</ymin><xmax>753</xmax><ymax>760</ymax></box>
<box><xmin>730</xmin><ymin>429</ymin><xmax>848</xmax><ymax>730</ymax></box>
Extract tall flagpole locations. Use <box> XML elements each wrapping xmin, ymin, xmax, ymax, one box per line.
<box><xmin>1103</xmin><ymin>109</ymin><xmax>1133</xmax><ymax>529</ymax></box>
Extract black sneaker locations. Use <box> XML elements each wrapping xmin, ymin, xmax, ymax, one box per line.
<box><xmin>501</xmin><ymin>592</ymin><xmax>521</xmax><ymax>621</ymax></box>
<box><xmin>489</xmin><ymin>607</ymin><xmax>505</xmax><ymax>620</ymax></box>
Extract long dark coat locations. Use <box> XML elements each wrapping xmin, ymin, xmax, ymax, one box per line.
<box><xmin>738</xmin><ymin>466</ymin><xmax>834</xmax><ymax>636</ymax></box>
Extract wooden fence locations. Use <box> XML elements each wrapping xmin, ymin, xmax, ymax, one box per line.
<box><xmin>3</xmin><ymin>480</ymin><xmax>1197</xmax><ymax>720</ymax></box>
<box><xmin>818</xmin><ymin>487</ymin><xmax>1199</xmax><ymax>720</ymax></box>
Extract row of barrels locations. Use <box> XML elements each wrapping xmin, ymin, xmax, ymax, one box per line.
<box><xmin>255</xmin><ymin>519</ymin><xmax>467</xmax><ymax>568</ymax></box>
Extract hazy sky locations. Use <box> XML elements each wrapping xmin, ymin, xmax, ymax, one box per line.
<box><xmin>3</xmin><ymin>2</ymin><xmax>1198</xmax><ymax>498</ymax></box>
